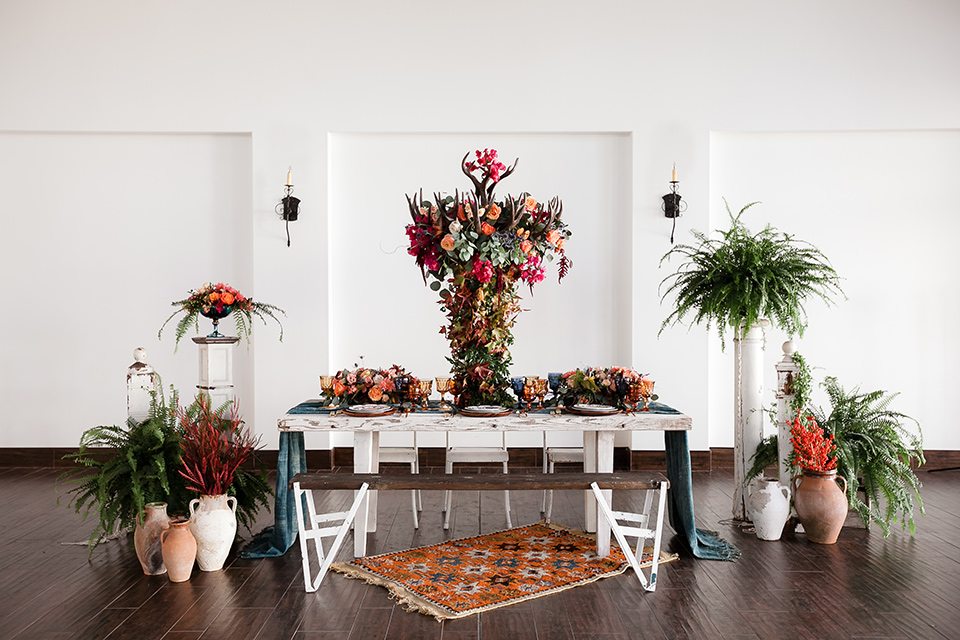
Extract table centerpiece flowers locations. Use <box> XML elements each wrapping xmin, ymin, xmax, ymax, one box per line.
<box><xmin>557</xmin><ymin>367</ymin><xmax>655</xmax><ymax>409</ymax></box>
<box><xmin>324</xmin><ymin>365</ymin><xmax>417</xmax><ymax>406</ymax></box>
<box><xmin>405</xmin><ymin>149</ymin><xmax>571</xmax><ymax>408</ymax></box>
<box><xmin>159</xmin><ymin>282</ymin><xmax>285</xmax><ymax>352</ymax></box>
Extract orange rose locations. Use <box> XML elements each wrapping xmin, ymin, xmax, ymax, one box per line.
<box><xmin>556</xmin><ymin>238</ymin><xmax>565</xmax><ymax>250</ymax></box>
<box><xmin>481</xmin><ymin>222</ymin><xmax>495</xmax><ymax>235</ymax></box>
<box><xmin>525</xmin><ymin>196</ymin><xmax>537</xmax><ymax>212</ymax></box>
<box><xmin>520</xmin><ymin>240</ymin><xmax>533</xmax><ymax>254</ymax></box>
<box><xmin>457</xmin><ymin>205</ymin><xmax>466</xmax><ymax>221</ymax></box>
<box><xmin>368</xmin><ymin>386</ymin><xmax>383</xmax><ymax>402</ymax></box>
<box><xmin>208</xmin><ymin>292</ymin><xmax>220</xmax><ymax>303</ymax></box>
<box><xmin>441</xmin><ymin>234</ymin><xmax>456</xmax><ymax>251</ymax></box>
<box><xmin>546</xmin><ymin>230</ymin><xmax>561</xmax><ymax>246</ymax></box>
<box><xmin>333</xmin><ymin>381</ymin><xmax>346</xmax><ymax>396</ymax></box>
<box><xmin>220</xmin><ymin>292</ymin><xmax>235</xmax><ymax>305</ymax></box>
<box><xmin>486</xmin><ymin>203</ymin><xmax>501</xmax><ymax>220</ymax></box>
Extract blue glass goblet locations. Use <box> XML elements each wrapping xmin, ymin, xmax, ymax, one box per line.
<box><xmin>510</xmin><ymin>377</ymin><xmax>526</xmax><ymax>408</ymax></box>
<box><xmin>547</xmin><ymin>372</ymin><xmax>563</xmax><ymax>402</ymax></box>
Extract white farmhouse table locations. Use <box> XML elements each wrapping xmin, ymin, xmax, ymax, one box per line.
<box><xmin>278</xmin><ymin>403</ymin><xmax>691</xmax><ymax>559</ymax></box>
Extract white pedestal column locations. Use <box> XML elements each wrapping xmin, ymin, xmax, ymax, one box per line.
<box><xmin>733</xmin><ymin>321</ymin><xmax>768</xmax><ymax>520</ymax></box>
<box><xmin>192</xmin><ymin>336</ymin><xmax>239</xmax><ymax>409</ymax></box>
<box><xmin>775</xmin><ymin>340</ymin><xmax>798</xmax><ymax>504</ymax></box>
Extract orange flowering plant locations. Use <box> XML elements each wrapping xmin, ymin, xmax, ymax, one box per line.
<box><xmin>405</xmin><ymin>149</ymin><xmax>571</xmax><ymax>407</ymax></box>
<box><xmin>789</xmin><ymin>411</ymin><xmax>837</xmax><ymax>472</ymax></box>
<box><xmin>159</xmin><ymin>282</ymin><xmax>284</xmax><ymax>352</ymax></box>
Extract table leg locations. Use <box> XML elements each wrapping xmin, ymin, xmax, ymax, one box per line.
<box><xmin>583</xmin><ymin>431</ymin><xmax>598</xmax><ymax>532</ymax></box>
<box><xmin>595</xmin><ymin>431</ymin><xmax>614</xmax><ymax>558</ymax></box>
<box><xmin>352</xmin><ymin>432</ymin><xmax>379</xmax><ymax>557</ymax></box>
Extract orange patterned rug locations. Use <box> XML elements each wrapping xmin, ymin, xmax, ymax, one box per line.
<box><xmin>330</xmin><ymin>521</ymin><xmax>677</xmax><ymax>620</ymax></box>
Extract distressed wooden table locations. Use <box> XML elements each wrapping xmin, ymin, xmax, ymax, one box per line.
<box><xmin>278</xmin><ymin>403</ymin><xmax>691</xmax><ymax>558</ymax></box>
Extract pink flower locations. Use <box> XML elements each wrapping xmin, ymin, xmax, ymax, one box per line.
<box><xmin>519</xmin><ymin>254</ymin><xmax>545</xmax><ymax>284</ymax></box>
<box><xmin>425</xmin><ymin>254</ymin><xmax>439</xmax><ymax>271</ymax></box>
<box><xmin>472</xmin><ymin>258</ymin><xmax>494</xmax><ymax>283</ymax></box>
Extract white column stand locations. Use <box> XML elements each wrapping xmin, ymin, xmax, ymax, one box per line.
<box><xmin>733</xmin><ymin>321</ymin><xmax>768</xmax><ymax>520</ymax></box>
<box><xmin>126</xmin><ymin>347</ymin><xmax>159</xmax><ymax>423</ymax></box>
<box><xmin>775</xmin><ymin>340</ymin><xmax>798</xmax><ymax>508</ymax></box>
<box><xmin>192</xmin><ymin>336</ymin><xmax>239</xmax><ymax>409</ymax></box>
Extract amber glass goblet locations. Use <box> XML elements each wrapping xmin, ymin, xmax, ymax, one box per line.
<box><xmin>418</xmin><ymin>379</ymin><xmax>433</xmax><ymax>409</ymax></box>
<box><xmin>436</xmin><ymin>377</ymin><xmax>452</xmax><ymax>410</ymax></box>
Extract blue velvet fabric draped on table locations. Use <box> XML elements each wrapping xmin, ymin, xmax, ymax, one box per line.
<box><xmin>241</xmin><ymin>408</ymin><xmax>739</xmax><ymax>561</ymax></box>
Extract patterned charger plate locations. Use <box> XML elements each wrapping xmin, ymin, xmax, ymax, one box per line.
<box><xmin>566</xmin><ymin>403</ymin><xmax>620</xmax><ymax>416</ymax></box>
<box><xmin>459</xmin><ymin>405</ymin><xmax>514</xmax><ymax>418</ymax></box>
<box><xmin>343</xmin><ymin>404</ymin><xmax>397</xmax><ymax>417</ymax></box>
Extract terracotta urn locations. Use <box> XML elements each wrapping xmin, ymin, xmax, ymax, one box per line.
<box><xmin>747</xmin><ymin>477</ymin><xmax>790</xmax><ymax>541</ymax></box>
<box><xmin>134</xmin><ymin>502</ymin><xmax>170</xmax><ymax>575</ymax></box>
<box><xmin>160</xmin><ymin>518</ymin><xmax>196</xmax><ymax>582</ymax></box>
<box><xmin>189</xmin><ymin>494</ymin><xmax>237</xmax><ymax>571</ymax></box>
<box><xmin>793</xmin><ymin>468</ymin><xmax>848</xmax><ymax>544</ymax></box>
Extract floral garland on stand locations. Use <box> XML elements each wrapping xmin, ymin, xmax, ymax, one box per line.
<box><xmin>406</xmin><ymin>149</ymin><xmax>571</xmax><ymax>407</ymax></box>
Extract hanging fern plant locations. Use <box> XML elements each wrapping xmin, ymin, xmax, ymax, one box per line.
<box><xmin>659</xmin><ymin>200</ymin><xmax>844</xmax><ymax>348</ymax></box>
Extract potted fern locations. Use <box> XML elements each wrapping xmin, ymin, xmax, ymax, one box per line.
<box><xmin>659</xmin><ymin>200</ymin><xmax>844</xmax><ymax>518</ymax></box>
<box><xmin>59</xmin><ymin>388</ymin><xmax>272</xmax><ymax>560</ymax></box>
<box><xmin>747</xmin><ymin>374</ymin><xmax>925</xmax><ymax>536</ymax></box>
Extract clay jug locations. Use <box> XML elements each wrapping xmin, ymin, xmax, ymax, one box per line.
<box><xmin>160</xmin><ymin>518</ymin><xmax>196</xmax><ymax>582</ymax></box>
<box><xmin>793</xmin><ymin>469</ymin><xmax>848</xmax><ymax>544</ymax></box>
<box><xmin>189</xmin><ymin>494</ymin><xmax>237</xmax><ymax>571</ymax></box>
<box><xmin>134</xmin><ymin>502</ymin><xmax>170</xmax><ymax>575</ymax></box>
<box><xmin>747</xmin><ymin>477</ymin><xmax>791</xmax><ymax>541</ymax></box>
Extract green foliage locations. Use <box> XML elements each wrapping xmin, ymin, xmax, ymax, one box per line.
<box><xmin>59</xmin><ymin>387</ymin><xmax>273</xmax><ymax>555</ymax></box>
<box><xmin>813</xmin><ymin>377</ymin><xmax>925</xmax><ymax>536</ymax></box>
<box><xmin>659</xmin><ymin>201</ymin><xmax>844</xmax><ymax>349</ymax></box>
<box><xmin>788</xmin><ymin>351</ymin><xmax>814</xmax><ymax>415</ymax></box>
<box><xmin>746</xmin><ymin>434</ymin><xmax>779</xmax><ymax>484</ymax></box>
<box><xmin>58</xmin><ymin>386</ymin><xmax>191</xmax><ymax>553</ymax></box>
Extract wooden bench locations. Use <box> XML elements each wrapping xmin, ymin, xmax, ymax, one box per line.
<box><xmin>290</xmin><ymin>471</ymin><xmax>670</xmax><ymax>594</ymax></box>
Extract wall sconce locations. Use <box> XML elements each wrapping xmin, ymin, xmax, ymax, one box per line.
<box><xmin>276</xmin><ymin>166</ymin><xmax>300</xmax><ymax>247</ymax></box>
<box><xmin>662</xmin><ymin>163</ymin><xmax>686</xmax><ymax>244</ymax></box>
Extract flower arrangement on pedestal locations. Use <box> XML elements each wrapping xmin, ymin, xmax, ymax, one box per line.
<box><xmin>405</xmin><ymin>149</ymin><xmax>571</xmax><ymax>407</ymax></box>
<box><xmin>159</xmin><ymin>282</ymin><xmax>285</xmax><ymax>352</ymax></box>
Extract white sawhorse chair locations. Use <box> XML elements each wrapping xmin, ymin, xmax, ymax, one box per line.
<box><xmin>443</xmin><ymin>431</ymin><xmax>512</xmax><ymax>530</ymax></box>
<box><xmin>377</xmin><ymin>432</ymin><xmax>422</xmax><ymax>528</ymax></box>
<box><xmin>591</xmin><ymin>480</ymin><xmax>667</xmax><ymax>592</ymax></box>
<box><xmin>293</xmin><ymin>480</ymin><xmax>369</xmax><ymax>592</ymax></box>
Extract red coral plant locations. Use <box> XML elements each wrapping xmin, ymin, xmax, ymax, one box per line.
<box><xmin>789</xmin><ymin>411</ymin><xmax>837</xmax><ymax>473</ymax></box>
<box><xmin>178</xmin><ymin>394</ymin><xmax>261</xmax><ymax>496</ymax></box>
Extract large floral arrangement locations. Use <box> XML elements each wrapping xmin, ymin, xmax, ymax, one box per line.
<box><xmin>557</xmin><ymin>367</ymin><xmax>649</xmax><ymax>408</ymax></box>
<box><xmin>159</xmin><ymin>282</ymin><xmax>284</xmax><ymax>351</ymax></box>
<box><xmin>405</xmin><ymin>149</ymin><xmax>571</xmax><ymax>407</ymax></box>
<box><xmin>325</xmin><ymin>365</ymin><xmax>416</xmax><ymax>405</ymax></box>
<box><xmin>789</xmin><ymin>411</ymin><xmax>837</xmax><ymax>472</ymax></box>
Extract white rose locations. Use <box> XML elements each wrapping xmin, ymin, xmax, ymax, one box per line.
<box><xmin>449</xmin><ymin>220</ymin><xmax>462</xmax><ymax>234</ymax></box>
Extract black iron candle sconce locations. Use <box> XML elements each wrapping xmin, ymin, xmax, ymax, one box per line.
<box><xmin>277</xmin><ymin>167</ymin><xmax>300</xmax><ymax>247</ymax></box>
<box><xmin>662</xmin><ymin>163</ymin><xmax>686</xmax><ymax>243</ymax></box>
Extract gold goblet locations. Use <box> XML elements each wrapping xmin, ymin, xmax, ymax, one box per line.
<box><xmin>320</xmin><ymin>375</ymin><xmax>338</xmax><ymax>407</ymax></box>
<box><xmin>522</xmin><ymin>378</ymin><xmax>538</xmax><ymax>411</ymax></box>
<box><xmin>638</xmin><ymin>378</ymin><xmax>655</xmax><ymax>411</ymax></box>
<box><xmin>435</xmin><ymin>377</ymin><xmax>452</xmax><ymax>410</ymax></box>
<box><xmin>418</xmin><ymin>379</ymin><xmax>433</xmax><ymax>410</ymax></box>
<box><xmin>533</xmin><ymin>377</ymin><xmax>548</xmax><ymax>410</ymax></box>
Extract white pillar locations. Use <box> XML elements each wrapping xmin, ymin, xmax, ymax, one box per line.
<box><xmin>192</xmin><ymin>336</ymin><xmax>239</xmax><ymax>410</ymax></box>
<box><xmin>775</xmin><ymin>340</ymin><xmax>798</xmax><ymax>498</ymax></box>
<box><xmin>732</xmin><ymin>321</ymin><xmax>768</xmax><ymax>520</ymax></box>
<box><xmin>126</xmin><ymin>347</ymin><xmax>159</xmax><ymax>423</ymax></box>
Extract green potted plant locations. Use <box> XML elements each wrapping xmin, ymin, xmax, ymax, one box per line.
<box><xmin>747</xmin><ymin>372</ymin><xmax>925</xmax><ymax>536</ymax></box>
<box><xmin>659</xmin><ymin>200</ymin><xmax>844</xmax><ymax>347</ymax></box>
<box><xmin>59</xmin><ymin>388</ymin><xmax>273</xmax><ymax>557</ymax></box>
<box><xmin>159</xmin><ymin>281</ymin><xmax>285</xmax><ymax>352</ymax></box>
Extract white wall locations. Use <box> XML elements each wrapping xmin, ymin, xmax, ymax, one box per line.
<box><xmin>0</xmin><ymin>0</ymin><xmax>958</xmax><ymax>453</ymax></box>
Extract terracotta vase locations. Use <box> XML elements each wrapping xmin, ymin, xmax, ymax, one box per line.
<box><xmin>160</xmin><ymin>518</ymin><xmax>196</xmax><ymax>582</ymax></box>
<box><xmin>793</xmin><ymin>468</ymin><xmax>848</xmax><ymax>544</ymax></box>
<box><xmin>747</xmin><ymin>477</ymin><xmax>790</xmax><ymax>541</ymax></box>
<box><xmin>134</xmin><ymin>502</ymin><xmax>170</xmax><ymax>575</ymax></box>
<box><xmin>189</xmin><ymin>494</ymin><xmax>237</xmax><ymax>571</ymax></box>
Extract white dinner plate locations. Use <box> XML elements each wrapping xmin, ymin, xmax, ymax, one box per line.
<box><xmin>571</xmin><ymin>403</ymin><xmax>620</xmax><ymax>415</ymax></box>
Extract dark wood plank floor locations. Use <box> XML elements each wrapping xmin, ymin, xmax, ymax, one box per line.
<box><xmin>3</xmin><ymin>466</ymin><xmax>959</xmax><ymax>640</ymax></box>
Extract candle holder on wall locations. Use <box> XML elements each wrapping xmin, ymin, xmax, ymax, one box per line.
<box><xmin>662</xmin><ymin>164</ymin><xmax>686</xmax><ymax>244</ymax></box>
<box><xmin>276</xmin><ymin>167</ymin><xmax>300</xmax><ymax>247</ymax></box>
